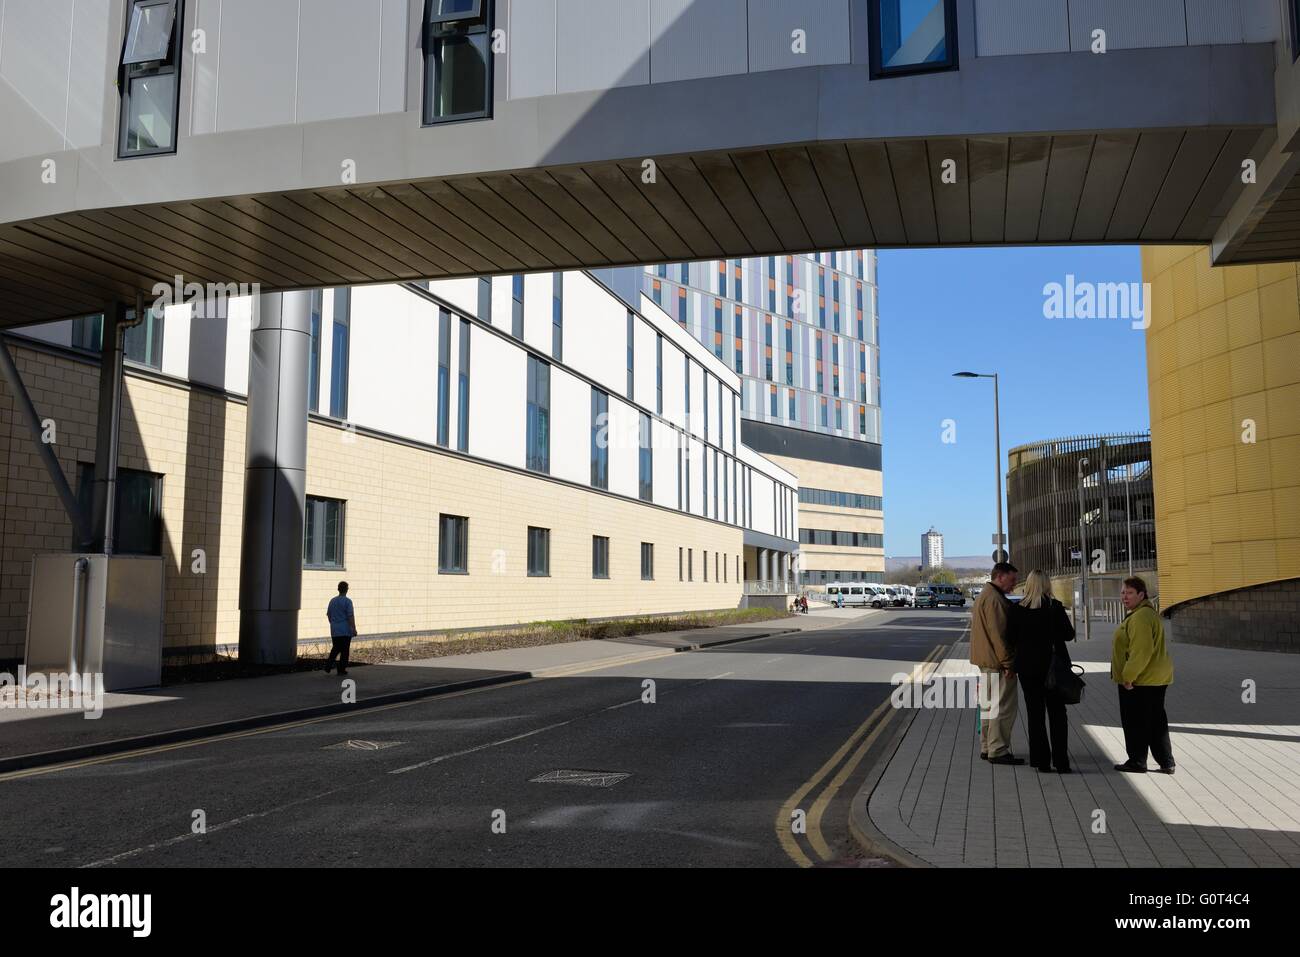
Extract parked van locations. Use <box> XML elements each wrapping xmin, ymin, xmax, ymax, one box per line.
<box><xmin>826</xmin><ymin>583</ymin><xmax>873</xmax><ymax>607</ymax></box>
<box><xmin>929</xmin><ymin>584</ymin><xmax>966</xmax><ymax>608</ymax></box>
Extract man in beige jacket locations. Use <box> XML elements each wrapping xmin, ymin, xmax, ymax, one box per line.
<box><xmin>970</xmin><ymin>561</ymin><xmax>1022</xmax><ymax>764</ymax></box>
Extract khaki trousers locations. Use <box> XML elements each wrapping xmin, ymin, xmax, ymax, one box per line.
<box><xmin>980</xmin><ymin>669</ymin><xmax>1019</xmax><ymax>758</ymax></box>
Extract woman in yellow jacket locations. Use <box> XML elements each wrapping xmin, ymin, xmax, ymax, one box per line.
<box><xmin>1112</xmin><ymin>576</ymin><xmax>1175</xmax><ymax>774</ymax></box>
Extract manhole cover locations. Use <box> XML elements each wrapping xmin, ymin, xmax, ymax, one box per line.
<box><xmin>325</xmin><ymin>740</ymin><xmax>402</xmax><ymax>751</ymax></box>
<box><xmin>530</xmin><ymin>769</ymin><xmax>631</xmax><ymax>788</ymax></box>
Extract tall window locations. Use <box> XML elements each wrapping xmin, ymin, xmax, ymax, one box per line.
<box><xmin>869</xmin><ymin>0</ymin><xmax>958</xmax><ymax>78</ymax></box>
<box><xmin>477</xmin><ymin>277</ymin><xmax>492</xmax><ymax>322</ymax></box>
<box><xmin>308</xmin><ymin>290</ymin><xmax>323</xmax><ymax>412</ymax></box>
<box><xmin>423</xmin><ymin>0</ymin><xmax>493</xmax><ymax>124</ymax></box>
<box><xmin>303</xmin><ymin>496</ymin><xmax>345</xmax><ymax>569</ymax></box>
<box><xmin>526</xmin><ymin>356</ymin><xmax>550</xmax><ymax>473</ymax></box>
<box><xmin>591</xmin><ymin>388</ymin><xmax>609</xmax><ymax>490</ymax></box>
<box><xmin>592</xmin><ymin>536</ymin><xmax>610</xmax><ymax>579</ymax></box>
<box><xmin>76</xmin><ymin>465</ymin><xmax>162</xmax><ymax>555</ymax></box>
<box><xmin>457</xmin><ymin>318</ymin><xmax>471</xmax><ymax>452</ymax></box>
<box><xmin>438</xmin><ymin>514</ymin><xmax>468</xmax><ymax>573</ymax></box>
<box><xmin>626</xmin><ymin>310</ymin><xmax>635</xmax><ymax>400</ymax></box>
<box><xmin>684</xmin><ymin>356</ymin><xmax>691</xmax><ymax>430</ymax></box>
<box><xmin>71</xmin><ymin>310</ymin><xmax>165</xmax><ymax>369</ymax></box>
<box><xmin>437</xmin><ymin>308</ymin><xmax>451</xmax><ymax>447</ymax></box>
<box><xmin>641</xmin><ymin>542</ymin><xmax>654</xmax><ymax>581</ymax></box>
<box><xmin>330</xmin><ymin>288</ymin><xmax>350</xmax><ymax>419</ymax></box>
<box><xmin>552</xmin><ymin>273</ymin><xmax>564</xmax><ymax>360</ymax></box>
<box><xmin>655</xmin><ymin>334</ymin><xmax>663</xmax><ymax>414</ymax></box>
<box><xmin>638</xmin><ymin>413</ymin><xmax>653</xmax><ymax>502</ymax></box>
<box><xmin>118</xmin><ymin>0</ymin><xmax>183</xmax><ymax>157</ymax></box>
<box><xmin>511</xmin><ymin>274</ymin><xmax>524</xmax><ymax>338</ymax></box>
<box><xmin>527</xmin><ymin>526</ymin><xmax>550</xmax><ymax>576</ymax></box>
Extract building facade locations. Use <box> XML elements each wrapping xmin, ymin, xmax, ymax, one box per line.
<box><xmin>921</xmin><ymin>527</ymin><xmax>944</xmax><ymax>570</ymax></box>
<box><xmin>644</xmin><ymin>252</ymin><xmax>884</xmax><ymax>586</ymax></box>
<box><xmin>0</xmin><ymin>271</ymin><xmax>798</xmax><ymax>663</ymax></box>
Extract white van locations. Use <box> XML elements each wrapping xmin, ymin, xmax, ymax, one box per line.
<box><xmin>826</xmin><ymin>582</ymin><xmax>873</xmax><ymax>607</ymax></box>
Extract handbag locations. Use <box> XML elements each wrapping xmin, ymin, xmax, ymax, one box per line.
<box><xmin>1045</xmin><ymin>649</ymin><xmax>1086</xmax><ymax>705</ymax></box>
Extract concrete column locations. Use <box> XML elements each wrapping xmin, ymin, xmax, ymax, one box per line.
<box><xmin>239</xmin><ymin>291</ymin><xmax>312</xmax><ymax>664</ymax></box>
<box><xmin>782</xmin><ymin>552</ymin><xmax>789</xmax><ymax>592</ymax></box>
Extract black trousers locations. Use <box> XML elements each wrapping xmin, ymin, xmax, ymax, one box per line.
<box><xmin>1118</xmin><ymin>684</ymin><xmax>1174</xmax><ymax>768</ymax></box>
<box><xmin>327</xmin><ymin>635</ymin><xmax>352</xmax><ymax>673</ymax></box>
<box><xmin>1021</xmin><ymin>678</ymin><xmax>1070</xmax><ymax>770</ymax></box>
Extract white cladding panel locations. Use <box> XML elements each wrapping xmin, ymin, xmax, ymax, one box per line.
<box><xmin>522</xmin><ymin>273</ymin><xmax>553</xmax><ymax>355</ymax></box>
<box><xmin>606</xmin><ymin>395</ymin><xmax>639</xmax><ymax>499</ymax></box>
<box><xmin>652</xmin><ymin>418</ymin><xmax>676</xmax><ymax>510</ymax></box>
<box><xmin>687</xmin><ymin>360</ymin><xmax>705</xmax><ymax>440</ymax></box>
<box><xmin>555</xmin><ymin>0</ymin><xmax>651</xmax><ymax>95</ymax></box>
<box><xmin>549</xmin><ymin>369</ymin><xmax>590</xmax><ymax>487</ymax></box>
<box><xmin>508</xmin><ymin>0</ymin><xmax>558</xmax><ymax>99</ymax></box>
<box><xmin>633</xmin><ymin>317</ymin><xmax>657</xmax><ymax>412</ymax></box>
<box><xmin>348</xmin><ymin>284</ymin><xmax>438</xmax><ymax>445</ymax></box>
<box><xmin>565</xmin><ymin>273</ymin><xmax>626</xmax><ymax>395</ymax></box>
<box><xmin>490</xmin><ymin>275</ymin><xmax>513</xmax><ymax>332</ymax></box>
<box><xmin>661</xmin><ymin>336</ymin><xmax>685</xmax><ymax>427</ymax></box>
<box><xmin>431</xmin><ymin>278</ymin><xmax>479</xmax><ymax>318</ymax></box>
<box><xmin>649</xmin><ymin>0</ymin><xmax>748</xmax><ymax>84</ymax></box>
<box><xmin>469</xmin><ymin>330</ymin><xmax>526</xmax><ymax>467</ymax></box>
<box><xmin>746</xmin><ymin>0</ymin><xmax>851</xmax><ymax>73</ymax></box>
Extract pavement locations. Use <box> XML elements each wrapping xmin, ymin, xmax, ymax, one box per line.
<box><xmin>862</xmin><ymin>621</ymin><xmax>1300</xmax><ymax>868</ymax></box>
<box><xmin>0</xmin><ymin>605</ymin><xmax>932</xmax><ymax>867</ymax></box>
<box><xmin>0</xmin><ymin>609</ymin><xmax>868</xmax><ymax>773</ymax></box>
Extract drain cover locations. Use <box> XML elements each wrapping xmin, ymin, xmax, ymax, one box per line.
<box><xmin>530</xmin><ymin>769</ymin><xmax>631</xmax><ymax>788</ymax></box>
<box><xmin>325</xmin><ymin>740</ymin><xmax>402</xmax><ymax>751</ymax></box>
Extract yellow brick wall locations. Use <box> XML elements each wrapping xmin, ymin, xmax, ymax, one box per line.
<box><xmin>0</xmin><ymin>342</ymin><xmax>743</xmax><ymax>660</ymax></box>
<box><xmin>1143</xmin><ymin>246</ymin><xmax>1300</xmax><ymax>610</ymax></box>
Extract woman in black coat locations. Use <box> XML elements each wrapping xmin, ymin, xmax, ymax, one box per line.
<box><xmin>1011</xmin><ymin>570</ymin><xmax>1075</xmax><ymax>773</ymax></box>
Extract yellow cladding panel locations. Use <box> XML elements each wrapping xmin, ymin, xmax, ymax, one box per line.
<box><xmin>1144</xmin><ymin>246</ymin><xmax>1300</xmax><ymax>612</ymax></box>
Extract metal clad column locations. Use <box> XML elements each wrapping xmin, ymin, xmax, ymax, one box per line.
<box><xmin>239</xmin><ymin>291</ymin><xmax>311</xmax><ymax>664</ymax></box>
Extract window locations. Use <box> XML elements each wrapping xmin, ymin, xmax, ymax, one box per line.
<box><xmin>304</xmin><ymin>496</ymin><xmax>345</xmax><ymax>568</ymax></box>
<box><xmin>552</xmin><ymin>273</ymin><xmax>564</xmax><ymax>360</ymax></box>
<box><xmin>71</xmin><ymin>310</ymin><xmax>165</xmax><ymax>369</ymax></box>
<box><xmin>688</xmin><ymin>548</ymin><xmax>694</xmax><ymax>582</ymax></box>
<box><xmin>308</xmin><ymin>290</ymin><xmax>323</xmax><ymax>412</ymax></box>
<box><xmin>457</xmin><ymin>318</ymin><xmax>471</xmax><ymax>452</ymax></box>
<box><xmin>704</xmin><ymin>549</ymin><xmax>709</xmax><ymax>582</ymax></box>
<box><xmin>526</xmin><ymin>356</ymin><xmax>550</xmax><ymax>473</ymax></box>
<box><xmin>869</xmin><ymin>0</ymin><xmax>957</xmax><ymax>79</ymax></box>
<box><xmin>527</xmin><ymin>526</ymin><xmax>550</xmax><ymax>577</ymax></box>
<box><xmin>477</xmin><ymin>277</ymin><xmax>492</xmax><ymax>322</ymax></box>
<box><xmin>655</xmin><ymin>333</ymin><xmax>663</xmax><ymax>414</ymax></box>
<box><xmin>511</xmin><ymin>275</ymin><xmax>524</xmax><ymax>338</ymax></box>
<box><xmin>591</xmin><ymin>388</ymin><xmax>609</xmax><ymax>490</ymax></box>
<box><xmin>330</xmin><ymin>288</ymin><xmax>350</xmax><ymax>419</ymax></box>
<box><xmin>75</xmin><ymin>465</ymin><xmax>162</xmax><ymax>555</ymax></box>
<box><xmin>679</xmin><ymin>546</ymin><xmax>684</xmax><ymax>581</ymax></box>
<box><xmin>423</xmin><ymin>0</ymin><xmax>493</xmax><ymax>124</ymax></box>
<box><xmin>592</xmin><ymin>535</ymin><xmax>610</xmax><ymax>579</ymax></box>
<box><xmin>684</xmin><ymin>355</ymin><xmax>691</xmax><ymax>428</ymax></box>
<box><xmin>118</xmin><ymin>0</ymin><xmax>183</xmax><ymax>157</ymax></box>
<box><xmin>626</xmin><ymin>310</ymin><xmax>635</xmax><ymax>399</ymax></box>
<box><xmin>438</xmin><ymin>514</ymin><xmax>468</xmax><ymax>573</ymax></box>
<box><xmin>641</xmin><ymin>542</ymin><xmax>654</xmax><ymax>581</ymax></box>
<box><xmin>638</xmin><ymin>413</ymin><xmax>653</xmax><ymax>502</ymax></box>
<box><xmin>437</xmin><ymin>308</ymin><xmax>451</xmax><ymax>446</ymax></box>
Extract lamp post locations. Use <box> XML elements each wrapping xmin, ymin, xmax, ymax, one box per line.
<box><xmin>953</xmin><ymin>372</ymin><xmax>1005</xmax><ymax>563</ymax></box>
<box><xmin>1078</xmin><ymin>455</ymin><xmax>1091</xmax><ymax>642</ymax></box>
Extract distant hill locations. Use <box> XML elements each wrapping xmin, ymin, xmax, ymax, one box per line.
<box><xmin>886</xmin><ymin>555</ymin><xmax>991</xmax><ymax>573</ymax></box>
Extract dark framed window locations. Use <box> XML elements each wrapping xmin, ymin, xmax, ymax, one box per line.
<box><xmin>526</xmin><ymin>356</ymin><xmax>550</xmax><ymax>473</ymax></box>
<box><xmin>688</xmin><ymin>548</ymin><xmax>694</xmax><ymax>582</ymax></box>
<box><xmin>437</xmin><ymin>308</ymin><xmax>451</xmax><ymax>447</ymax></box>
<box><xmin>641</xmin><ymin>542</ymin><xmax>654</xmax><ymax>581</ymax></box>
<box><xmin>553</xmin><ymin>273</ymin><xmax>564</xmax><ymax>361</ymax></box>
<box><xmin>655</xmin><ymin>334</ymin><xmax>663</xmax><ymax>414</ymax></box>
<box><xmin>626</xmin><ymin>310</ymin><xmax>635</xmax><ymax>400</ymax></box>
<box><xmin>118</xmin><ymin>0</ymin><xmax>183</xmax><ymax>157</ymax></box>
<box><xmin>423</xmin><ymin>0</ymin><xmax>493</xmax><ymax>125</ymax></box>
<box><xmin>511</xmin><ymin>275</ymin><xmax>524</xmax><ymax>338</ymax></box>
<box><xmin>592</xmin><ymin>535</ymin><xmax>610</xmax><ymax>579</ymax></box>
<box><xmin>75</xmin><ymin>464</ymin><xmax>162</xmax><ymax>556</ymax></box>
<box><xmin>438</xmin><ymin>514</ymin><xmax>468</xmax><ymax>573</ymax></box>
<box><xmin>304</xmin><ymin>496</ymin><xmax>345</xmax><ymax>569</ymax></box>
<box><xmin>704</xmin><ymin>549</ymin><xmax>709</xmax><ymax>582</ymax></box>
<box><xmin>457</xmin><ymin>318</ymin><xmax>471</xmax><ymax>452</ymax></box>
<box><xmin>71</xmin><ymin>310</ymin><xmax>165</xmax><ymax>370</ymax></box>
<box><xmin>477</xmin><ymin>277</ymin><xmax>492</xmax><ymax>322</ymax></box>
<box><xmin>330</xmin><ymin>288</ymin><xmax>350</xmax><ymax>419</ymax></box>
<box><xmin>527</xmin><ymin>526</ymin><xmax>550</xmax><ymax>577</ymax></box>
<box><xmin>308</xmin><ymin>290</ymin><xmax>323</xmax><ymax>412</ymax></box>
<box><xmin>638</xmin><ymin>412</ymin><xmax>653</xmax><ymax>502</ymax></box>
<box><xmin>869</xmin><ymin>0</ymin><xmax>958</xmax><ymax>79</ymax></box>
<box><xmin>591</xmin><ymin>388</ymin><xmax>609</xmax><ymax>490</ymax></box>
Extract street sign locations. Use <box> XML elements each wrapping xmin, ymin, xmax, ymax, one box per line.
<box><xmin>992</xmin><ymin>548</ymin><xmax>1009</xmax><ymax>563</ymax></box>
<box><xmin>992</xmin><ymin>533</ymin><xmax>1006</xmax><ymax>545</ymax></box>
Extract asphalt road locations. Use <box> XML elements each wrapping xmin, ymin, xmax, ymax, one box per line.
<box><xmin>0</xmin><ymin>609</ymin><xmax>971</xmax><ymax>868</ymax></box>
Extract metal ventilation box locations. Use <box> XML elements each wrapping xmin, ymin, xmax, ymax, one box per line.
<box><xmin>24</xmin><ymin>553</ymin><xmax>164</xmax><ymax>691</ymax></box>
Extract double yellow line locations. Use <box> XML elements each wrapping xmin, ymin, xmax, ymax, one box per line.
<box><xmin>775</xmin><ymin>643</ymin><xmax>944</xmax><ymax>868</ymax></box>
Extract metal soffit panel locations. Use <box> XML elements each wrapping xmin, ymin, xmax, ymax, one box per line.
<box><xmin>0</xmin><ymin>130</ymin><xmax>1270</xmax><ymax>328</ymax></box>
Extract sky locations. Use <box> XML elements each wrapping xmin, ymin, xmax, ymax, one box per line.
<box><xmin>877</xmin><ymin>245</ymin><xmax>1147</xmax><ymax>560</ymax></box>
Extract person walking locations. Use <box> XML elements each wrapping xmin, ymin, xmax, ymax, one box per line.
<box><xmin>1112</xmin><ymin>576</ymin><xmax>1175</xmax><ymax>774</ymax></box>
<box><xmin>1012</xmin><ymin>570</ymin><xmax>1075</xmax><ymax>773</ymax></box>
<box><xmin>970</xmin><ymin>561</ymin><xmax>1022</xmax><ymax>765</ymax></box>
<box><xmin>324</xmin><ymin>581</ymin><xmax>357</xmax><ymax>677</ymax></box>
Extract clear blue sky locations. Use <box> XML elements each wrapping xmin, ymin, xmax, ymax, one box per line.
<box><xmin>878</xmin><ymin>245</ymin><xmax>1147</xmax><ymax>560</ymax></box>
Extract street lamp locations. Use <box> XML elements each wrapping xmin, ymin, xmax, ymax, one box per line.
<box><xmin>1078</xmin><ymin>455</ymin><xmax>1091</xmax><ymax>642</ymax></box>
<box><xmin>953</xmin><ymin>372</ymin><xmax>1006</xmax><ymax>564</ymax></box>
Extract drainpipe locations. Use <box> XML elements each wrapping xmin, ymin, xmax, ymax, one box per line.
<box><xmin>91</xmin><ymin>297</ymin><xmax>144</xmax><ymax>555</ymax></box>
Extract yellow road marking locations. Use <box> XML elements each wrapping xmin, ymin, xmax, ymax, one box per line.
<box><xmin>775</xmin><ymin>643</ymin><xmax>944</xmax><ymax>867</ymax></box>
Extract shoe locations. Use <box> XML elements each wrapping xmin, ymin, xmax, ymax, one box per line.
<box><xmin>323</xmin><ymin>664</ymin><xmax>332</xmax><ymax>674</ymax></box>
<box><xmin>1036</xmin><ymin>766</ymin><xmax>1053</xmax><ymax>773</ymax></box>
<box><xmin>1156</xmin><ymin>765</ymin><xmax>1176</xmax><ymax>775</ymax></box>
<box><xmin>1114</xmin><ymin>762</ymin><xmax>1147</xmax><ymax>773</ymax></box>
<box><xmin>979</xmin><ymin>752</ymin><xmax>988</xmax><ymax>761</ymax></box>
<box><xmin>989</xmin><ymin>755</ymin><xmax>1025</xmax><ymax>766</ymax></box>
<box><xmin>1057</xmin><ymin>767</ymin><xmax>1073</xmax><ymax>774</ymax></box>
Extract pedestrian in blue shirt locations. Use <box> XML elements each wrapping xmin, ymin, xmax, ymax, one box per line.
<box><xmin>324</xmin><ymin>581</ymin><xmax>357</xmax><ymax>676</ymax></box>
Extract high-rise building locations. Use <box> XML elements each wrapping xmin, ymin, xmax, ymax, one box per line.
<box><xmin>922</xmin><ymin>528</ymin><xmax>944</xmax><ymax>570</ymax></box>
<box><xmin>643</xmin><ymin>252</ymin><xmax>883</xmax><ymax>586</ymax></box>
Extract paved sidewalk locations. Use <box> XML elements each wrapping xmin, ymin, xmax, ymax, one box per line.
<box><xmin>0</xmin><ymin>613</ymin><xmax>858</xmax><ymax>769</ymax></box>
<box><xmin>866</xmin><ymin>634</ymin><xmax>1300</xmax><ymax>867</ymax></box>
